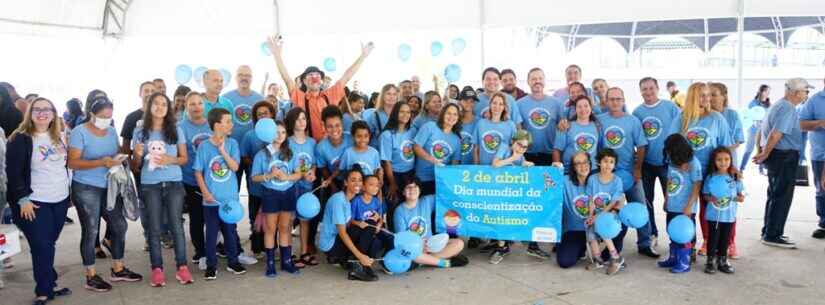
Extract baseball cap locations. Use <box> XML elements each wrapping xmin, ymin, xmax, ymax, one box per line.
<box><xmin>459</xmin><ymin>86</ymin><xmax>478</xmax><ymax>101</ymax></box>
<box><xmin>785</xmin><ymin>78</ymin><xmax>814</xmax><ymax>91</ymax></box>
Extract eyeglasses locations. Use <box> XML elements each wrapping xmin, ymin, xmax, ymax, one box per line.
<box><xmin>32</xmin><ymin>107</ymin><xmax>54</xmax><ymax>115</ymax></box>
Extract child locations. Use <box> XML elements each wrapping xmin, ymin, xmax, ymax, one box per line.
<box><xmin>339</xmin><ymin>121</ymin><xmax>382</xmax><ymax>178</ymax></box>
<box><xmin>284</xmin><ymin>108</ymin><xmax>320</xmax><ymax>269</ymax></box>
<box><xmin>657</xmin><ymin>134</ymin><xmax>702</xmax><ymax>274</ymax></box>
<box><xmin>701</xmin><ymin>147</ymin><xmax>744</xmax><ymax>274</ymax></box>
<box><xmin>393</xmin><ymin>178</ymin><xmax>468</xmax><ymax>270</ymax></box>
<box><xmin>251</xmin><ymin>120</ymin><xmax>308</xmax><ymax>277</ymax></box>
<box><xmin>380</xmin><ymin>101</ymin><xmax>417</xmax><ymax>205</ymax></box>
<box><xmin>193</xmin><ymin>108</ymin><xmax>246</xmax><ymax>280</ymax></box>
<box><xmin>350</xmin><ymin>175</ymin><xmax>394</xmax><ymax>252</ymax></box>
<box><xmin>585</xmin><ymin>148</ymin><xmax>626</xmax><ymax>275</ymax></box>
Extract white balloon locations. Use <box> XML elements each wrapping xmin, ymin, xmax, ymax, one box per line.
<box><xmin>426</xmin><ymin>233</ymin><xmax>449</xmax><ymax>253</ymax></box>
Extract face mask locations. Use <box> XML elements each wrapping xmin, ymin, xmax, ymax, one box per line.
<box><xmin>94</xmin><ymin>117</ymin><xmax>112</xmax><ymax>129</ymax></box>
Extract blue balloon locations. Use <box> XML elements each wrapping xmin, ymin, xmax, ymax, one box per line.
<box><xmin>322</xmin><ymin>57</ymin><xmax>337</xmax><ymax>72</ymax></box>
<box><xmin>443</xmin><ymin>64</ymin><xmax>461</xmax><ymax>83</ymax></box>
<box><xmin>219</xmin><ymin>200</ymin><xmax>244</xmax><ymax>224</ymax></box>
<box><xmin>260</xmin><ymin>42</ymin><xmax>271</xmax><ymax>56</ymax></box>
<box><xmin>219</xmin><ymin>68</ymin><xmax>232</xmax><ymax>87</ymax></box>
<box><xmin>594</xmin><ymin>212</ymin><xmax>621</xmax><ymax>240</ymax></box>
<box><xmin>194</xmin><ymin>66</ymin><xmax>208</xmax><ymax>88</ymax></box>
<box><xmin>393</xmin><ymin>231</ymin><xmax>423</xmax><ymax>259</ymax></box>
<box><xmin>739</xmin><ymin>109</ymin><xmax>754</xmax><ymax>129</ymax></box>
<box><xmin>426</xmin><ymin>233</ymin><xmax>449</xmax><ymax>253</ymax></box>
<box><xmin>255</xmin><ymin>118</ymin><xmax>276</xmax><ymax>143</ymax></box>
<box><xmin>398</xmin><ymin>44</ymin><xmax>412</xmax><ymax>62</ymax></box>
<box><xmin>296</xmin><ymin>193</ymin><xmax>321</xmax><ymax>219</ymax></box>
<box><xmin>748</xmin><ymin>107</ymin><xmax>766</xmax><ymax>121</ymax></box>
<box><xmin>667</xmin><ymin>215</ymin><xmax>695</xmax><ymax>244</ymax></box>
<box><xmin>618</xmin><ymin>202</ymin><xmax>649</xmax><ymax>229</ymax></box>
<box><xmin>451</xmin><ymin>38</ymin><xmax>466</xmax><ymax>56</ymax></box>
<box><xmin>430</xmin><ymin>41</ymin><xmax>444</xmax><ymax>57</ymax></box>
<box><xmin>707</xmin><ymin>174</ymin><xmax>732</xmax><ymax>199</ymax></box>
<box><xmin>174</xmin><ymin>65</ymin><xmax>193</xmax><ymax>85</ymax></box>
<box><xmin>383</xmin><ymin>249</ymin><xmax>412</xmax><ymax>274</ymax></box>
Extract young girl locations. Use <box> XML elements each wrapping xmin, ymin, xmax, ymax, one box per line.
<box><xmin>554</xmin><ymin>95</ymin><xmax>600</xmax><ymax>170</ymax></box>
<box><xmin>380</xmin><ymin>101</ymin><xmax>417</xmax><ymax>205</ymax></box>
<box><xmin>316</xmin><ymin>106</ymin><xmax>353</xmax><ymax>193</ymax></box>
<box><xmin>413</xmin><ymin>103</ymin><xmax>462</xmax><ymax>196</ymax></box>
<box><xmin>131</xmin><ymin>93</ymin><xmax>191</xmax><ymax>286</ymax></box>
<box><xmin>339</xmin><ymin>121</ymin><xmax>382</xmax><ymax>178</ymax></box>
<box><xmin>193</xmin><ymin>108</ymin><xmax>245</xmax><ymax>280</ymax></box>
<box><xmin>284</xmin><ymin>107</ymin><xmax>320</xmax><ymax>268</ymax></box>
<box><xmin>362</xmin><ymin>84</ymin><xmax>398</xmax><ymax>148</ymax></box>
<box><xmin>341</xmin><ymin>93</ymin><xmax>365</xmax><ymax>136</ymax></box>
<box><xmin>658</xmin><ymin>134</ymin><xmax>702</xmax><ymax>274</ymax></box>
<box><xmin>393</xmin><ymin>178</ymin><xmax>468</xmax><ymax>270</ymax></box>
<box><xmin>251</xmin><ymin>120</ymin><xmax>310</xmax><ymax>277</ymax></box>
<box><xmin>702</xmin><ymin>147</ymin><xmax>744</xmax><ymax>274</ymax></box>
<box><xmin>474</xmin><ymin>92</ymin><xmax>517</xmax><ymax>166</ymax></box>
<box><xmin>240</xmin><ymin>101</ymin><xmax>276</xmax><ymax>259</ymax></box>
<box><xmin>412</xmin><ymin>91</ymin><xmax>442</xmax><ymax>130</ymax></box>
<box><xmin>556</xmin><ymin>152</ymin><xmax>592</xmax><ymax>268</ymax></box>
<box><xmin>585</xmin><ymin>148</ymin><xmax>625</xmax><ymax>275</ymax></box>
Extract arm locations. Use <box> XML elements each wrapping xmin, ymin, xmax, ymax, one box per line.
<box><xmin>336</xmin><ymin>224</ymin><xmax>373</xmax><ymax>265</ymax></box>
<box><xmin>338</xmin><ymin>42</ymin><xmax>374</xmax><ymax>86</ymax></box>
<box><xmin>633</xmin><ymin>146</ymin><xmax>646</xmax><ymax>181</ymax></box>
<box><xmin>604</xmin><ymin>194</ymin><xmax>627</xmax><ymax>212</ymax></box>
<box><xmin>552</xmin><ymin>149</ymin><xmax>562</xmax><ymax>164</ymax></box>
<box><xmin>260</xmin><ymin>72</ymin><xmax>270</xmax><ymax>96</ymax></box>
<box><xmin>682</xmin><ymin>181</ymin><xmax>702</xmax><ymax>216</ymax></box>
<box><xmin>414</xmin><ymin>144</ymin><xmax>441</xmax><ymax>166</ymax></box>
<box><xmin>472</xmin><ymin>146</ymin><xmax>480</xmax><ymax>165</ymax></box>
<box><xmin>219</xmin><ymin>144</ymin><xmax>240</xmax><ymax>172</ymax></box>
<box><xmin>194</xmin><ymin>171</ymin><xmax>215</xmax><ymax>203</ymax></box>
<box><xmin>68</xmin><ymin>148</ymin><xmax>113</xmax><ymax>170</ymax></box>
<box><xmin>800</xmin><ymin>119</ymin><xmax>825</xmax><ymax>131</ymax></box>
<box><xmin>267</xmin><ymin>35</ymin><xmax>297</xmax><ymax>93</ymax></box>
<box><xmin>753</xmin><ymin>130</ymin><xmax>783</xmax><ymax>163</ymax></box>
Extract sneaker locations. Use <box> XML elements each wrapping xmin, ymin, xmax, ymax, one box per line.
<box><xmin>586</xmin><ymin>257</ymin><xmax>605</xmax><ymax>271</ymax></box>
<box><xmin>198</xmin><ymin>257</ymin><xmax>207</xmax><ymax>271</ymax></box>
<box><xmin>84</xmin><ymin>274</ymin><xmax>112</xmax><ymax>292</ymax></box>
<box><xmin>3</xmin><ymin>258</ymin><xmax>13</xmax><ymax>269</ymax></box>
<box><xmin>95</xmin><ymin>248</ymin><xmax>108</xmax><ymax>259</ymax></box>
<box><xmin>175</xmin><ymin>266</ymin><xmax>194</xmax><ymax>285</ymax></box>
<box><xmin>812</xmin><ymin>229</ymin><xmax>825</xmax><ymax>239</ymax></box>
<box><xmin>150</xmin><ymin>268</ymin><xmax>165</xmax><ymax>287</ymax></box>
<box><xmin>606</xmin><ymin>256</ymin><xmax>625</xmax><ymax>275</ymax></box>
<box><xmin>638</xmin><ymin>247</ymin><xmax>660</xmax><ymax>258</ymax></box>
<box><xmin>65</xmin><ymin>217</ymin><xmax>74</xmax><ymax>224</ymax></box>
<box><xmin>480</xmin><ymin>241</ymin><xmax>499</xmax><ymax>253</ymax></box>
<box><xmin>364</xmin><ymin>266</ymin><xmax>378</xmax><ymax>279</ymax></box>
<box><xmin>161</xmin><ymin>237</ymin><xmax>173</xmax><ymax>249</ymax></box>
<box><xmin>449</xmin><ymin>254</ymin><xmax>469</xmax><ymax>267</ymax></box>
<box><xmin>204</xmin><ymin>267</ymin><xmax>217</xmax><ymax>280</ymax></box>
<box><xmin>488</xmin><ymin>246</ymin><xmax>510</xmax><ymax>265</ymax></box>
<box><xmin>347</xmin><ymin>264</ymin><xmax>378</xmax><ymax>282</ymax></box>
<box><xmin>237</xmin><ymin>253</ymin><xmax>258</xmax><ymax>265</ymax></box>
<box><xmin>110</xmin><ymin>267</ymin><xmax>143</xmax><ymax>282</ymax></box>
<box><xmin>761</xmin><ymin>238</ymin><xmax>797</xmax><ymax>249</ymax></box>
<box><xmin>526</xmin><ymin>246</ymin><xmax>552</xmax><ymax>260</ymax></box>
<box><xmin>216</xmin><ymin>242</ymin><xmax>227</xmax><ymax>258</ymax></box>
<box><xmin>226</xmin><ymin>263</ymin><xmax>247</xmax><ymax>275</ymax></box>
<box><xmin>191</xmin><ymin>255</ymin><xmax>202</xmax><ymax>264</ymax></box>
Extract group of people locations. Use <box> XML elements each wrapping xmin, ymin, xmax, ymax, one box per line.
<box><xmin>0</xmin><ymin>34</ymin><xmax>823</xmax><ymax>305</ymax></box>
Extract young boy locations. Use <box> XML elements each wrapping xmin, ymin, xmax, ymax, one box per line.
<box><xmin>193</xmin><ymin>108</ymin><xmax>246</xmax><ymax>280</ymax></box>
<box><xmin>585</xmin><ymin>148</ymin><xmax>626</xmax><ymax>275</ymax></box>
<box><xmin>350</xmin><ymin>175</ymin><xmax>393</xmax><ymax>251</ymax></box>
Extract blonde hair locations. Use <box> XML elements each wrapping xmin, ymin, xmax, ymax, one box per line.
<box><xmin>10</xmin><ymin>97</ymin><xmax>64</xmax><ymax>145</ymax></box>
<box><xmin>679</xmin><ymin>82</ymin><xmax>709</xmax><ymax>133</ymax></box>
<box><xmin>376</xmin><ymin>84</ymin><xmax>399</xmax><ymax>111</ymax></box>
<box><xmin>512</xmin><ymin>129</ymin><xmax>532</xmax><ymax>145</ymax></box>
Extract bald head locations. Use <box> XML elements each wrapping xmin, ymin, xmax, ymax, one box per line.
<box><xmin>204</xmin><ymin>69</ymin><xmax>223</xmax><ymax>95</ymax></box>
<box><xmin>236</xmin><ymin>65</ymin><xmax>253</xmax><ymax>92</ymax></box>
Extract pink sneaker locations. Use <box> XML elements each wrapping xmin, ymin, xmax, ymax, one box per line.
<box><xmin>150</xmin><ymin>268</ymin><xmax>165</xmax><ymax>287</ymax></box>
<box><xmin>176</xmin><ymin>266</ymin><xmax>194</xmax><ymax>285</ymax></box>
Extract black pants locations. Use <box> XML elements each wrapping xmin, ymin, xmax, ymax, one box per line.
<box><xmin>556</xmin><ymin>231</ymin><xmax>587</xmax><ymax>268</ymax></box>
<box><xmin>184</xmin><ymin>184</ymin><xmax>205</xmax><ymax>258</ymax></box>
<box><xmin>325</xmin><ymin>225</ymin><xmax>391</xmax><ymax>263</ymax></box>
<box><xmin>248</xmin><ymin>195</ymin><xmax>264</xmax><ymax>254</ymax></box>
<box><xmin>525</xmin><ymin>153</ymin><xmax>553</xmax><ymax>166</ymax></box>
<box><xmin>641</xmin><ymin>162</ymin><xmax>667</xmax><ymax>237</ymax></box>
<box><xmin>762</xmin><ymin>149</ymin><xmax>799</xmax><ymax>240</ymax></box>
<box><xmin>707</xmin><ymin>221</ymin><xmax>733</xmax><ymax>257</ymax></box>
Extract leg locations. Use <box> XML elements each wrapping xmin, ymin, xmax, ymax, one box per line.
<box><xmin>12</xmin><ymin>200</ymin><xmax>56</xmax><ymax>297</ymax></box>
<box><xmin>185</xmin><ymin>185</ymin><xmax>205</xmax><ymax>258</ymax></box>
<box><xmin>739</xmin><ymin>128</ymin><xmax>757</xmax><ymax>171</ymax></box>
<box><xmin>166</xmin><ymin>183</ymin><xmax>188</xmax><ymax>267</ymax></box>
<box><xmin>71</xmin><ymin>182</ymin><xmax>104</xmax><ymax>273</ymax></box>
<box><xmin>625</xmin><ymin>182</ymin><xmax>652</xmax><ymax>250</ymax></box>
<box><xmin>812</xmin><ymin>161</ymin><xmax>825</xmax><ymax>231</ymax></box>
<box><xmin>101</xmin><ymin>193</ymin><xmax>129</xmax><ymax>266</ymax></box>
<box><xmin>699</xmin><ymin>197</ymin><xmax>709</xmax><ymax>253</ymax></box>
<box><xmin>220</xmin><ymin>221</ymin><xmax>240</xmax><ymax>265</ymax></box>
<box><xmin>248</xmin><ymin>195</ymin><xmax>264</xmax><ymax>254</ymax></box>
<box><xmin>203</xmin><ymin>206</ymin><xmax>220</xmax><ymax>268</ymax></box>
<box><xmin>641</xmin><ymin>162</ymin><xmax>658</xmax><ymax>236</ymax></box>
<box><xmin>556</xmin><ymin>231</ymin><xmax>587</xmax><ymax>268</ymax></box>
<box><xmin>601</xmin><ymin>225</ymin><xmax>628</xmax><ymax>261</ymax></box>
<box><xmin>764</xmin><ymin>151</ymin><xmax>799</xmax><ymax>240</ymax></box>
<box><xmin>706</xmin><ymin>221</ymin><xmax>721</xmax><ymax>257</ymax></box>
<box><xmin>141</xmin><ymin>184</ymin><xmax>165</xmax><ymax>269</ymax></box>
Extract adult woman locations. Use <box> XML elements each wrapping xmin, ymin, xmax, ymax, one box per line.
<box><xmin>592</xmin><ymin>78</ymin><xmax>609</xmax><ymax>113</ymax></box>
<box><xmin>131</xmin><ymin>93</ymin><xmax>191</xmax><ymax>286</ymax></box>
<box><xmin>7</xmin><ymin>97</ymin><xmax>72</xmax><ymax>304</ymax></box>
<box><xmin>68</xmin><ymin>96</ymin><xmax>142</xmax><ymax>292</ymax></box>
<box><xmin>63</xmin><ymin>98</ymin><xmax>85</xmax><ymax>129</ymax></box>
<box><xmin>739</xmin><ymin>85</ymin><xmax>770</xmax><ymax>173</ymax></box>
<box><xmin>407</xmin><ymin>95</ymin><xmax>423</xmax><ymax>119</ymax></box>
<box><xmin>414</xmin><ymin>103</ymin><xmax>462</xmax><ymax>196</ymax></box>
<box><xmin>446</xmin><ymin>84</ymin><xmax>460</xmax><ymax>101</ymax></box>
<box><xmin>179</xmin><ymin>92</ymin><xmax>212</xmax><ymax>268</ymax></box>
<box><xmin>554</xmin><ymin>95</ymin><xmax>601</xmax><ymax>170</ymax></box>
<box><xmin>380</xmin><ymin>101</ymin><xmax>417</xmax><ymax>204</ymax></box>
<box><xmin>563</xmin><ymin>82</ymin><xmax>592</xmax><ymax>119</ymax></box>
<box><xmin>172</xmin><ymin>85</ymin><xmax>192</xmax><ymax>120</ymax></box>
<box><xmin>362</xmin><ymin>84</ymin><xmax>399</xmax><ymax>148</ymax></box>
<box><xmin>474</xmin><ymin>92</ymin><xmax>516</xmax><ymax>166</ymax></box>
<box><xmin>412</xmin><ymin>91</ymin><xmax>443</xmax><ymax>130</ymax></box>
<box><xmin>556</xmin><ymin>152</ymin><xmax>593</xmax><ymax>268</ymax></box>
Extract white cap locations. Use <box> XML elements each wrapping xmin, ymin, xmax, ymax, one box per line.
<box><xmin>785</xmin><ymin>78</ymin><xmax>815</xmax><ymax>91</ymax></box>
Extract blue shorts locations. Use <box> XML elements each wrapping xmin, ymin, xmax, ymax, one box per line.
<box><xmin>262</xmin><ymin>185</ymin><xmax>296</xmax><ymax>213</ymax></box>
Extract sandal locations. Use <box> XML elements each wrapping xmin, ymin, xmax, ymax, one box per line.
<box><xmin>292</xmin><ymin>255</ymin><xmax>307</xmax><ymax>269</ymax></box>
<box><xmin>301</xmin><ymin>253</ymin><xmax>319</xmax><ymax>266</ymax></box>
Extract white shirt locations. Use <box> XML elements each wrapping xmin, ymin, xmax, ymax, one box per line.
<box><xmin>30</xmin><ymin>133</ymin><xmax>70</xmax><ymax>202</ymax></box>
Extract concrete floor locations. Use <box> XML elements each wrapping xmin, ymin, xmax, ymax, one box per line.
<box><xmin>1</xmin><ymin>167</ymin><xmax>825</xmax><ymax>305</ymax></box>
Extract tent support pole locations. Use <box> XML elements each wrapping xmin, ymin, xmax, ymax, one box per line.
<box><xmin>479</xmin><ymin>0</ymin><xmax>486</xmax><ymax>70</ymax></box>
<box><xmin>736</xmin><ymin>0</ymin><xmax>745</xmax><ymax>107</ymax></box>
<box><xmin>273</xmin><ymin>0</ymin><xmax>281</xmax><ymax>33</ymax></box>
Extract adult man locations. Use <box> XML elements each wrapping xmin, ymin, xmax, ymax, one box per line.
<box><xmin>517</xmin><ymin>68</ymin><xmax>562</xmax><ymax>166</ymax></box>
<box><xmin>121</xmin><ymin>81</ymin><xmax>156</xmax><ymax>155</ymax></box>
<box><xmin>224</xmin><ymin>65</ymin><xmax>264</xmax><ymax>144</ymax></box>
<box><xmin>800</xmin><ymin>77</ymin><xmax>825</xmax><ymax>240</ymax></box>
<box><xmin>631</xmin><ymin>77</ymin><xmax>681</xmax><ymax>244</ymax></box>
<box><xmin>153</xmin><ymin>78</ymin><xmax>167</xmax><ymax>96</ymax></box>
<box><xmin>754</xmin><ymin>78</ymin><xmax>813</xmax><ymax>249</ymax></box>
<box><xmin>267</xmin><ymin>34</ymin><xmax>373</xmax><ymax>142</ymax></box>
<box><xmin>411</xmin><ymin>75</ymin><xmax>424</xmax><ymax>100</ymax></box>
<box><xmin>0</xmin><ymin>82</ymin><xmax>22</xmax><ymax>137</ymax></box>
<box><xmin>501</xmin><ymin>69</ymin><xmax>527</xmax><ymax>100</ymax></box>
<box><xmin>552</xmin><ymin>64</ymin><xmax>597</xmax><ymax>104</ymax></box>
<box><xmin>666</xmin><ymin>81</ymin><xmax>687</xmax><ymax>108</ymax></box>
<box><xmin>399</xmin><ymin>80</ymin><xmax>414</xmax><ymax>102</ymax></box>
<box><xmin>473</xmin><ymin>67</ymin><xmax>523</xmax><ymax>126</ymax></box>
<box><xmin>202</xmin><ymin>70</ymin><xmax>234</xmax><ymax>116</ymax></box>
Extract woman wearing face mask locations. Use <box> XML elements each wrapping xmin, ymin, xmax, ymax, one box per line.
<box><xmin>68</xmin><ymin>96</ymin><xmax>143</xmax><ymax>292</ymax></box>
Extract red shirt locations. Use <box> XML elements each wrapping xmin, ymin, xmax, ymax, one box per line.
<box><xmin>289</xmin><ymin>81</ymin><xmax>344</xmax><ymax>142</ymax></box>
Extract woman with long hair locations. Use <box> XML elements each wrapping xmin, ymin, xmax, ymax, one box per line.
<box><xmin>362</xmin><ymin>84</ymin><xmax>399</xmax><ymax>148</ymax></box>
<box><xmin>413</xmin><ymin>103</ymin><xmax>462</xmax><ymax>196</ymax></box>
<box><xmin>739</xmin><ymin>84</ymin><xmax>770</xmax><ymax>172</ymax></box>
<box><xmin>380</xmin><ymin>101</ymin><xmax>417</xmax><ymax>205</ymax></box>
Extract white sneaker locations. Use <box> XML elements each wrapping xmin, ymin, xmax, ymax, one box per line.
<box><xmin>198</xmin><ymin>257</ymin><xmax>207</xmax><ymax>271</ymax></box>
<box><xmin>237</xmin><ymin>253</ymin><xmax>258</xmax><ymax>265</ymax></box>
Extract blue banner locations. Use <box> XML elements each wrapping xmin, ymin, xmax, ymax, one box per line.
<box><xmin>434</xmin><ymin>165</ymin><xmax>564</xmax><ymax>242</ymax></box>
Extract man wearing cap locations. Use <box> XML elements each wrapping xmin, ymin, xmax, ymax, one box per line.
<box><xmin>202</xmin><ymin>69</ymin><xmax>234</xmax><ymax>116</ymax></box>
<box><xmin>753</xmin><ymin>77</ymin><xmax>813</xmax><ymax>249</ymax></box>
<box><xmin>457</xmin><ymin>86</ymin><xmax>480</xmax><ymax>166</ymax></box>
<box><xmin>798</xmin><ymin>77</ymin><xmax>825</xmax><ymax>240</ymax></box>
<box><xmin>267</xmin><ymin>34</ymin><xmax>373</xmax><ymax>142</ymax></box>
<box><xmin>501</xmin><ymin>69</ymin><xmax>527</xmax><ymax>100</ymax></box>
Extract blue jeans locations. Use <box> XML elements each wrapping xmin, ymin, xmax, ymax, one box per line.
<box><xmin>812</xmin><ymin>160</ymin><xmax>825</xmax><ymax>229</ymax></box>
<box><xmin>204</xmin><ymin>205</ymin><xmax>239</xmax><ymax>268</ymax></box>
<box><xmin>141</xmin><ymin>182</ymin><xmax>187</xmax><ymax>269</ymax></box>
<box><xmin>625</xmin><ymin>180</ymin><xmax>652</xmax><ymax>248</ymax></box>
<box><xmin>72</xmin><ymin>181</ymin><xmax>128</xmax><ymax>267</ymax></box>
<box><xmin>641</xmin><ymin>162</ymin><xmax>667</xmax><ymax>237</ymax></box>
<box><xmin>10</xmin><ymin>198</ymin><xmax>69</xmax><ymax>298</ymax></box>
<box><xmin>762</xmin><ymin>149</ymin><xmax>800</xmax><ymax>240</ymax></box>
<box><xmin>740</xmin><ymin>126</ymin><xmax>758</xmax><ymax>172</ymax></box>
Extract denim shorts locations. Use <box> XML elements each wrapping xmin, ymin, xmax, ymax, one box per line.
<box><xmin>262</xmin><ymin>185</ymin><xmax>296</xmax><ymax>213</ymax></box>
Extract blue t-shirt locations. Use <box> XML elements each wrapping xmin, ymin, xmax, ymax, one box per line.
<box><xmin>517</xmin><ymin>95</ymin><xmax>563</xmax><ymax>154</ymax></box>
<box><xmin>665</xmin><ymin>157</ymin><xmax>703</xmax><ymax>214</ymax></box>
<box><xmin>240</xmin><ymin>128</ymin><xmax>268</xmax><ymax>196</ymax></box>
<box><xmin>668</xmin><ymin>112</ymin><xmax>732</xmax><ymax>173</ymax></box>
<box><xmin>474</xmin><ymin>119</ymin><xmax>517</xmax><ymax>165</ymax></box>
<box><xmin>412</xmin><ymin>116</ymin><xmax>436</xmax><ymax>131</ymax></box>
<box><xmin>393</xmin><ymin>195</ymin><xmax>435</xmax><ymax>239</ymax></box>
<box><xmin>68</xmin><ymin>124</ymin><xmax>119</xmax><ymax>188</ymax></box>
<box><xmin>289</xmin><ymin>136</ymin><xmax>317</xmax><ymax>190</ymax></box>
<box><xmin>597</xmin><ymin>113</ymin><xmax>648</xmax><ymax>171</ymax></box>
<box><xmin>473</xmin><ymin>92</ymin><xmax>523</xmax><ymax>126</ymax></box>
<box><xmin>342</xmin><ymin>113</ymin><xmax>361</xmax><ymax>136</ymax></box>
<box><xmin>562</xmin><ymin>176</ymin><xmax>589</xmax><ymax>232</ymax></box>
<box><xmin>379</xmin><ymin>127</ymin><xmax>417</xmax><ymax>173</ymax></box>
<box><xmin>702</xmin><ymin>173</ymin><xmax>744</xmax><ymax>223</ymax></box>
<box><xmin>202</xmin><ymin>96</ymin><xmax>234</xmax><ymax>121</ymax></box>
<box><xmin>178</xmin><ymin>119</ymin><xmax>212</xmax><ymax>186</ymax></box>
<box><xmin>350</xmin><ymin>195</ymin><xmax>385</xmax><ymax>222</ymax></box>
<box><xmin>223</xmin><ymin>89</ymin><xmax>264</xmax><ymax>142</ymax></box>
<box><xmin>459</xmin><ymin>118</ymin><xmax>478</xmax><ymax>165</ymax></box>
<box><xmin>362</xmin><ymin>108</ymin><xmax>389</xmax><ymax>148</ymax></box>
<box><xmin>632</xmin><ymin>100</ymin><xmax>681</xmax><ymax>166</ymax></box>
<box><xmin>251</xmin><ymin>144</ymin><xmax>298</xmax><ymax>192</ymax></box>
<box><xmin>193</xmin><ymin>138</ymin><xmax>240</xmax><ymax>206</ymax></box>
<box><xmin>131</xmin><ymin>127</ymin><xmax>186</xmax><ymax>184</ymax></box>
<box><xmin>414</xmin><ymin>121</ymin><xmax>461</xmax><ymax>181</ymax></box>
<box><xmin>318</xmin><ymin>191</ymin><xmax>352</xmax><ymax>252</ymax></box>
<box><xmin>315</xmin><ymin>135</ymin><xmax>353</xmax><ymax>173</ymax></box>
<box><xmin>338</xmin><ymin>146</ymin><xmax>381</xmax><ymax>177</ymax></box>
<box><xmin>494</xmin><ymin>145</ymin><xmax>526</xmax><ymax>166</ymax></box>
<box><xmin>554</xmin><ymin>121</ymin><xmax>599</xmax><ymax>169</ymax></box>
<box><xmin>798</xmin><ymin>90</ymin><xmax>825</xmax><ymax>161</ymax></box>
<box><xmin>586</xmin><ymin>174</ymin><xmax>624</xmax><ymax>213</ymax></box>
